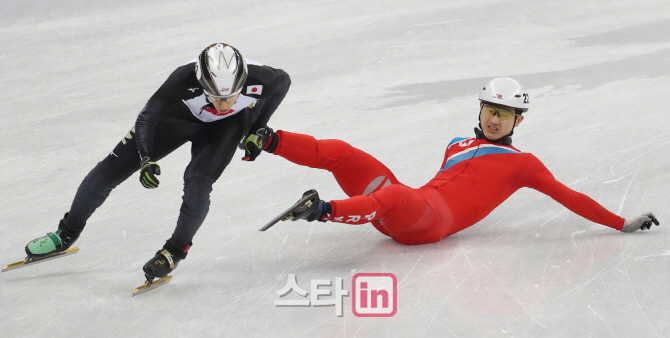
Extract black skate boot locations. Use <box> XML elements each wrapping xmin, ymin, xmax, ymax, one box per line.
<box><xmin>291</xmin><ymin>189</ymin><xmax>331</xmax><ymax>222</ymax></box>
<box><xmin>25</xmin><ymin>213</ymin><xmax>83</xmax><ymax>258</ymax></box>
<box><xmin>142</xmin><ymin>240</ymin><xmax>191</xmax><ymax>280</ymax></box>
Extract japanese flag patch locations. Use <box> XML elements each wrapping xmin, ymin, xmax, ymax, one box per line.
<box><xmin>246</xmin><ymin>85</ymin><xmax>263</xmax><ymax>95</ymax></box>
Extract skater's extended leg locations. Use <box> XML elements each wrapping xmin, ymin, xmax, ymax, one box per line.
<box><xmin>272</xmin><ymin>131</ymin><xmax>400</xmax><ymax>197</ymax></box>
<box><xmin>26</xmin><ymin>124</ymin><xmax>190</xmax><ymax>257</ymax></box>
<box><xmin>66</xmin><ymin>150</ymin><xmax>138</xmax><ymax>230</ymax></box>
<box><xmin>271</xmin><ymin>131</ymin><xmax>403</xmax><ymax>237</ymax></box>
<box><xmin>67</xmin><ymin>126</ymin><xmax>190</xmax><ymax>229</ymax></box>
<box><xmin>25</xmin><ymin>131</ymin><xmax>143</xmax><ymax>257</ymax></box>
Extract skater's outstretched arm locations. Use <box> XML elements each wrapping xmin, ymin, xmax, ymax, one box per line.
<box><xmin>520</xmin><ymin>155</ymin><xmax>628</xmax><ymax>230</ymax></box>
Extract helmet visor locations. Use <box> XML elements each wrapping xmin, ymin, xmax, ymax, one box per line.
<box><xmin>482</xmin><ymin>104</ymin><xmax>518</xmax><ymax>120</ymax></box>
<box><xmin>205</xmin><ymin>90</ymin><xmax>240</xmax><ymax>102</ymax></box>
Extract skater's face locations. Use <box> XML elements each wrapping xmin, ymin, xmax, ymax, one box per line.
<box><xmin>209</xmin><ymin>93</ymin><xmax>240</xmax><ymax>113</ymax></box>
<box><xmin>479</xmin><ymin>103</ymin><xmax>524</xmax><ymax>140</ymax></box>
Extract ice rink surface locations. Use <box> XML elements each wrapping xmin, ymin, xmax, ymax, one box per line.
<box><xmin>1</xmin><ymin>0</ymin><xmax>670</xmax><ymax>337</ymax></box>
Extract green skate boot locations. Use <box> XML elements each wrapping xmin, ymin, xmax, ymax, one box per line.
<box><xmin>25</xmin><ymin>213</ymin><xmax>82</xmax><ymax>258</ymax></box>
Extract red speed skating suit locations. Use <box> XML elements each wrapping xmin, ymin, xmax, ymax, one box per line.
<box><xmin>273</xmin><ymin>131</ymin><xmax>625</xmax><ymax>245</ymax></box>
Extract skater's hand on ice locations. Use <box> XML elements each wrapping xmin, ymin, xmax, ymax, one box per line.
<box><xmin>140</xmin><ymin>156</ymin><xmax>161</xmax><ymax>189</ymax></box>
<box><xmin>622</xmin><ymin>212</ymin><xmax>659</xmax><ymax>232</ymax></box>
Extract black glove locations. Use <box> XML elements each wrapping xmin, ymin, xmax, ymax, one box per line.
<box><xmin>242</xmin><ymin>127</ymin><xmax>276</xmax><ymax>161</ymax></box>
<box><xmin>140</xmin><ymin>156</ymin><xmax>161</xmax><ymax>189</ymax></box>
<box><xmin>621</xmin><ymin>212</ymin><xmax>659</xmax><ymax>232</ymax></box>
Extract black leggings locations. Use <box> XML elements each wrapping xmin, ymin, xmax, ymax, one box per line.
<box><xmin>65</xmin><ymin>112</ymin><xmax>247</xmax><ymax>250</ymax></box>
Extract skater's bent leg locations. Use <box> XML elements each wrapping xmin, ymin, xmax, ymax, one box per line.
<box><xmin>330</xmin><ymin>184</ymin><xmax>425</xmax><ymax>225</ymax></box>
<box><xmin>169</xmin><ymin>176</ymin><xmax>213</xmax><ymax>248</ymax></box>
<box><xmin>329</xmin><ymin>185</ymin><xmax>452</xmax><ymax>244</ymax></box>
<box><xmin>273</xmin><ymin>131</ymin><xmax>400</xmax><ymax>197</ymax></box>
<box><xmin>168</xmin><ymin>116</ymin><xmax>244</xmax><ymax>249</ymax></box>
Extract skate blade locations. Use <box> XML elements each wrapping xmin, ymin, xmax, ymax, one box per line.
<box><xmin>2</xmin><ymin>247</ymin><xmax>80</xmax><ymax>273</ymax></box>
<box><xmin>259</xmin><ymin>194</ymin><xmax>316</xmax><ymax>231</ymax></box>
<box><xmin>132</xmin><ymin>275</ymin><xmax>172</xmax><ymax>297</ymax></box>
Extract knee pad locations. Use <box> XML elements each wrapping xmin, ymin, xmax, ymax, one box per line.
<box><xmin>374</xmin><ymin>184</ymin><xmax>411</xmax><ymax>206</ymax></box>
<box><xmin>316</xmin><ymin>139</ymin><xmax>355</xmax><ymax>163</ymax></box>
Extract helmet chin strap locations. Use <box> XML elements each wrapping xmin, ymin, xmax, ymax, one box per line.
<box><xmin>475</xmin><ymin>113</ymin><xmax>516</xmax><ymax>146</ymax></box>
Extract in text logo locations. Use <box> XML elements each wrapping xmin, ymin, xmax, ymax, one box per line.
<box><xmin>352</xmin><ymin>273</ymin><xmax>397</xmax><ymax>317</ymax></box>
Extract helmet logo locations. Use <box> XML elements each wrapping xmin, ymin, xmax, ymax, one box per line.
<box><xmin>495</xmin><ymin>94</ymin><xmax>503</xmax><ymax>99</ymax></box>
<box><xmin>221</xmin><ymin>87</ymin><xmax>229</xmax><ymax>92</ymax></box>
<box><xmin>213</xmin><ymin>49</ymin><xmax>235</xmax><ymax>70</ymax></box>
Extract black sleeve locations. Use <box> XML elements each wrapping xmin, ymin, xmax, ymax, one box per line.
<box><xmin>246</xmin><ymin>65</ymin><xmax>291</xmax><ymax>131</ymax></box>
<box><xmin>134</xmin><ymin>64</ymin><xmax>197</xmax><ymax>161</ymax></box>
<box><xmin>134</xmin><ymin>107</ymin><xmax>160</xmax><ymax>161</ymax></box>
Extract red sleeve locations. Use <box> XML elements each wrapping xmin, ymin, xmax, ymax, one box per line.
<box><xmin>519</xmin><ymin>155</ymin><xmax>625</xmax><ymax>230</ymax></box>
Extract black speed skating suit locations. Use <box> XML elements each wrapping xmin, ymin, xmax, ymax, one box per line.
<box><xmin>64</xmin><ymin>58</ymin><xmax>290</xmax><ymax>251</ymax></box>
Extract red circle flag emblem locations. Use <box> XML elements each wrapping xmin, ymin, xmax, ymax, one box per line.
<box><xmin>246</xmin><ymin>85</ymin><xmax>263</xmax><ymax>95</ymax></box>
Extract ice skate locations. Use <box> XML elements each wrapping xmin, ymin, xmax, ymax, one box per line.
<box><xmin>132</xmin><ymin>250</ymin><xmax>179</xmax><ymax>297</ymax></box>
<box><xmin>259</xmin><ymin>189</ymin><xmax>331</xmax><ymax>231</ymax></box>
<box><xmin>143</xmin><ymin>249</ymin><xmax>181</xmax><ymax>280</ymax></box>
<box><xmin>2</xmin><ymin>213</ymin><xmax>81</xmax><ymax>272</ymax></box>
<box><xmin>24</xmin><ymin>213</ymin><xmax>81</xmax><ymax>258</ymax></box>
<box><xmin>133</xmin><ymin>241</ymin><xmax>190</xmax><ymax>296</ymax></box>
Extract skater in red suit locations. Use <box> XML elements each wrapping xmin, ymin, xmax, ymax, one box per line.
<box><xmin>246</xmin><ymin>77</ymin><xmax>659</xmax><ymax>244</ymax></box>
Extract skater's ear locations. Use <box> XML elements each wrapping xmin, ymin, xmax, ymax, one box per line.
<box><xmin>514</xmin><ymin>114</ymin><xmax>524</xmax><ymax>127</ymax></box>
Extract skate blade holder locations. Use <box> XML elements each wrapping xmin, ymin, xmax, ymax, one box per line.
<box><xmin>281</xmin><ymin>200</ymin><xmax>312</xmax><ymax>222</ymax></box>
<box><xmin>132</xmin><ymin>275</ymin><xmax>173</xmax><ymax>297</ymax></box>
<box><xmin>2</xmin><ymin>247</ymin><xmax>80</xmax><ymax>272</ymax></box>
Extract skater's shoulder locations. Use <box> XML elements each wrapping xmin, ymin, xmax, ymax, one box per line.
<box><xmin>448</xmin><ymin>137</ymin><xmax>474</xmax><ymax>148</ymax></box>
<box><xmin>172</xmin><ymin>61</ymin><xmax>198</xmax><ymax>79</ymax></box>
<box><xmin>150</xmin><ymin>62</ymin><xmax>200</xmax><ymax>101</ymax></box>
<box><xmin>154</xmin><ymin>61</ymin><xmax>198</xmax><ymax>88</ymax></box>
<box><xmin>243</xmin><ymin>62</ymin><xmax>290</xmax><ymax>97</ymax></box>
<box><xmin>246</xmin><ymin>59</ymin><xmax>289</xmax><ymax>82</ymax></box>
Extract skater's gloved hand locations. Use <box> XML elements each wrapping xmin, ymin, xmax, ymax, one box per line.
<box><xmin>622</xmin><ymin>212</ymin><xmax>659</xmax><ymax>232</ymax></box>
<box><xmin>140</xmin><ymin>156</ymin><xmax>161</xmax><ymax>189</ymax></box>
<box><xmin>242</xmin><ymin>127</ymin><xmax>275</xmax><ymax>161</ymax></box>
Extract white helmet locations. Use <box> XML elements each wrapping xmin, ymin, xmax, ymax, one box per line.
<box><xmin>195</xmin><ymin>43</ymin><xmax>248</xmax><ymax>97</ymax></box>
<box><xmin>478</xmin><ymin>77</ymin><xmax>529</xmax><ymax>112</ymax></box>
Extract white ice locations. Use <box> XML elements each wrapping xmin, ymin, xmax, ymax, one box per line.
<box><xmin>1</xmin><ymin>1</ymin><xmax>669</xmax><ymax>337</ymax></box>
